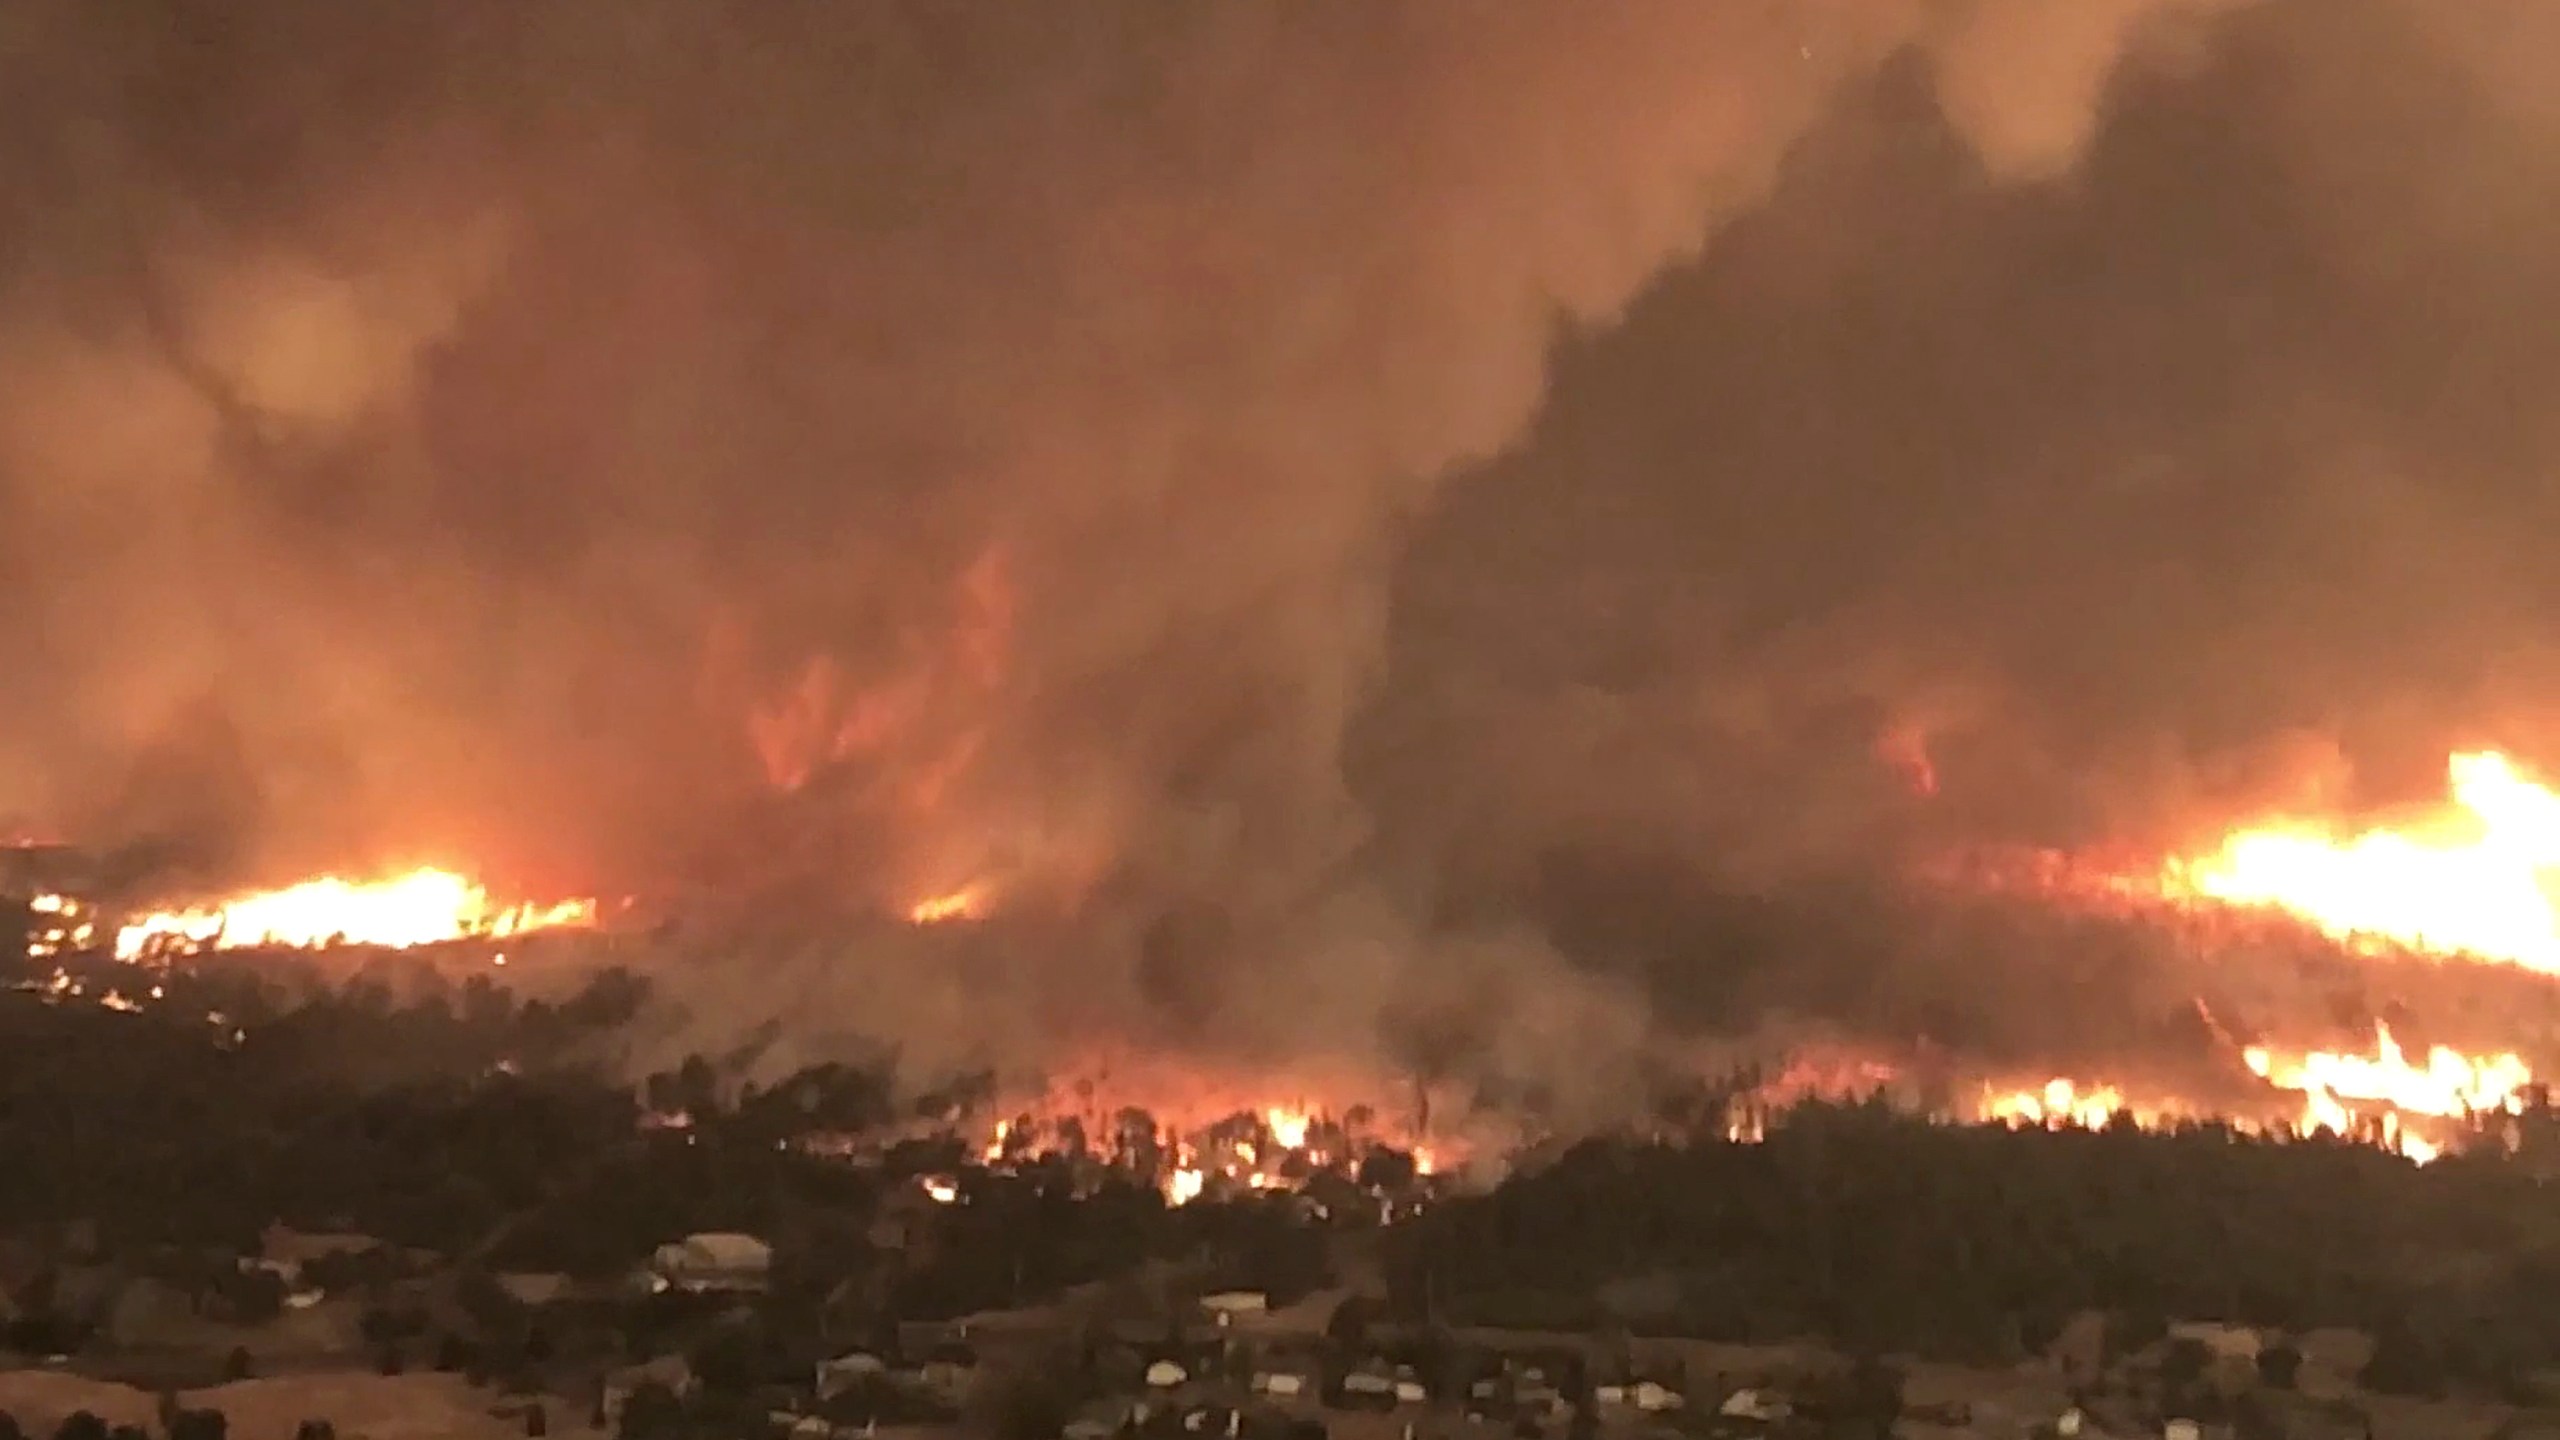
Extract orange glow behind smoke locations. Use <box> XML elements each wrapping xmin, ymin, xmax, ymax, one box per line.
<box><xmin>115</xmin><ymin>867</ymin><xmax>594</xmax><ymax>961</ymax></box>
<box><xmin>2162</xmin><ymin>750</ymin><xmax>2560</xmax><ymax>971</ymax></box>
<box><xmin>1876</xmin><ymin>722</ymin><xmax>1939</xmax><ymax>798</ymax></box>
<box><xmin>733</xmin><ymin>545</ymin><xmax>1045</xmax><ymax>920</ymax></box>
<box><xmin>907</xmin><ymin>884</ymin><xmax>987</xmax><ymax>925</ymax></box>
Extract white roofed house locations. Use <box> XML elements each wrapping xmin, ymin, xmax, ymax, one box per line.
<box><xmin>816</xmin><ymin>1351</ymin><xmax>889</xmax><ymax>1401</ymax></box>
<box><xmin>652</xmin><ymin>1232</ymin><xmax>774</xmax><ymax>1293</ymax></box>
<box><xmin>1340</xmin><ymin>1365</ymin><xmax>1399</xmax><ymax>1411</ymax></box>
<box><xmin>1197</xmin><ymin>1291</ymin><xmax>1268</xmax><ymax>1329</ymax></box>
<box><xmin>1249</xmin><ymin>1371</ymin><xmax>1308</xmax><ymax>1400</ymax></box>
<box><xmin>497</xmin><ymin>1272</ymin><xmax>574</xmax><ymax>1308</ymax></box>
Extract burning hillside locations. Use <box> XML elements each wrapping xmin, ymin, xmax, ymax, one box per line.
<box><xmin>112</xmin><ymin>867</ymin><xmax>596</xmax><ymax>962</ymax></box>
<box><xmin>18</xmin><ymin>745</ymin><xmax>2560</xmax><ymax>1177</ymax></box>
<box><xmin>1849</xmin><ymin>748</ymin><xmax>2560</xmax><ymax>1163</ymax></box>
<box><xmin>9</xmin><ymin>2</ymin><xmax>2560</xmax><ymax>1203</ymax></box>
<box><xmin>968</xmin><ymin>1098</ymin><xmax>1440</xmax><ymax>1211</ymax></box>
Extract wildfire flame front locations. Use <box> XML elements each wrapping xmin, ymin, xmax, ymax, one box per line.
<box><xmin>115</xmin><ymin>867</ymin><xmax>594</xmax><ymax>961</ymax></box>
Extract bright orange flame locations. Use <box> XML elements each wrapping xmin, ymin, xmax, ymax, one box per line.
<box><xmin>2246</xmin><ymin>1023</ymin><xmax>2531</xmax><ymax>1133</ymax></box>
<box><xmin>1982</xmin><ymin>1078</ymin><xmax>2141</xmax><ymax>1130</ymax></box>
<box><xmin>1974</xmin><ymin>1025</ymin><xmax>2529</xmax><ymax>1165</ymax></box>
<box><xmin>1264</xmin><ymin>1106</ymin><xmax>1312</xmax><ymax>1151</ymax></box>
<box><xmin>2165</xmin><ymin>751</ymin><xmax>2560</xmax><ymax>970</ymax></box>
<box><xmin>115</xmin><ymin>868</ymin><xmax>594</xmax><ymax>961</ymax></box>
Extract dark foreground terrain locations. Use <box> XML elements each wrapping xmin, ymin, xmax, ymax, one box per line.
<box><xmin>7</xmin><ymin>949</ymin><xmax>2560</xmax><ymax>1439</ymax></box>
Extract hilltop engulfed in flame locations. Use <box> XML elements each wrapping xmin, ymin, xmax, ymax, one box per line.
<box><xmin>115</xmin><ymin>867</ymin><xmax>594</xmax><ymax>961</ymax></box>
<box><xmin>2161</xmin><ymin>751</ymin><xmax>2560</xmax><ymax>972</ymax></box>
<box><xmin>1879</xmin><ymin>746</ymin><xmax>2560</xmax><ymax>1163</ymax></box>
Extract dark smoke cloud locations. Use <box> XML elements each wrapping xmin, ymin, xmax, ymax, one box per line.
<box><xmin>1382</xmin><ymin>0</ymin><xmax>2560</xmax><ymax>862</ymax></box>
<box><xmin>22</xmin><ymin>0</ymin><xmax>2555</xmax><ymax>1103</ymax></box>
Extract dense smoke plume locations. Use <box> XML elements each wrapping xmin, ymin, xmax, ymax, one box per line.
<box><xmin>1366</xmin><ymin>0</ymin><xmax>2560</xmax><ymax>1089</ymax></box>
<box><xmin>10</xmin><ymin>0</ymin><xmax>2560</xmax><ymax>1107</ymax></box>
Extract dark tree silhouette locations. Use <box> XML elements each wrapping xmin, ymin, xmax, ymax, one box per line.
<box><xmin>615</xmin><ymin>1382</ymin><xmax>683</xmax><ymax>1440</ymax></box>
<box><xmin>1326</xmin><ymin>1295</ymin><xmax>1377</xmax><ymax>1353</ymax></box>
<box><xmin>168</xmin><ymin>1412</ymin><xmax>226</xmax><ymax>1440</ymax></box>
<box><xmin>991</xmin><ymin>1372</ymin><xmax>1072</xmax><ymax>1440</ymax></box>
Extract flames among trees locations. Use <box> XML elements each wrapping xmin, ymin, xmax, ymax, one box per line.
<box><xmin>25</xmin><ymin>745</ymin><xmax>2560</xmax><ymax>1175</ymax></box>
<box><xmin>1904</xmin><ymin>748</ymin><xmax>2560</xmax><ymax>1164</ymax></box>
<box><xmin>110</xmin><ymin>867</ymin><xmax>594</xmax><ymax>962</ymax></box>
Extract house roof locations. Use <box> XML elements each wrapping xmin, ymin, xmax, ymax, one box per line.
<box><xmin>498</xmin><ymin>1273</ymin><xmax>573</xmax><ymax>1307</ymax></box>
<box><xmin>671</xmin><ymin>1232</ymin><xmax>773</xmax><ymax>1270</ymax></box>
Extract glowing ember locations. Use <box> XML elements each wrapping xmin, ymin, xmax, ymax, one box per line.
<box><xmin>22</xmin><ymin>893</ymin><xmax>99</xmax><ymax>961</ymax></box>
<box><xmin>2166</xmin><ymin>751</ymin><xmax>2560</xmax><ymax>970</ymax></box>
<box><xmin>1875</xmin><ymin>722</ymin><xmax>1939</xmax><ymax>797</ymax></box>
<box><xmin>116</xmin><ymin>867</ymin><xmax>594</xmax><ymax>961</ymax></box>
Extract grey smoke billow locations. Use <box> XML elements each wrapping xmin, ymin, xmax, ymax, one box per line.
<box><xmin>14</xmin><ymin>0</ymin><xmax>2554</xmax><ymax>1100</ymax></box>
